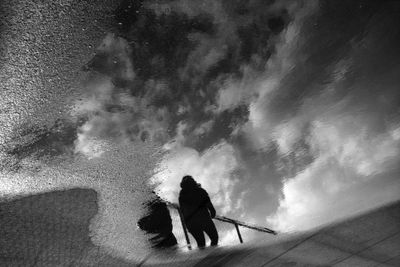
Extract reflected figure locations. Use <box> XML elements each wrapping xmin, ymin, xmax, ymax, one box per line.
<box><xmin>179</xmin><ymin>175</ymin><xmax>219</xmax><ymax>248</ymax></box>
<box><xmin>138</xmin><ymin>194</ymin><xmax>178</xmax><ymax>249</ymax></box>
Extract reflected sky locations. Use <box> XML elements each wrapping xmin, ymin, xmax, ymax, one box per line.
<box><xmin>1</xmin><ymin>0</ymin><xmax>400</xmax><ymax>261</ymax></box>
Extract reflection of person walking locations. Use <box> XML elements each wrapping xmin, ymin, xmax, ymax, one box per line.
<box><xmin>138</xmin><ymin>194</ymin><xmax>178</xmax><ymax>249</ymax></box>
<box><xmin>179</xmin><ymin>175</ymin><xmax>219</xmax><ymax>248</ymax></box>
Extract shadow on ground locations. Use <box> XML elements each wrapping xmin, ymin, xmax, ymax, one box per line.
<box><xmin>0</xmin><ymin>188</ymin><xmax>134</xmax><ymax>266</ymax></box>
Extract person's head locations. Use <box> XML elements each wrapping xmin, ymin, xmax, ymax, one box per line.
<box><xmin>180</xmin><ymin>175</ymin><xmax>198</xmax><ymax>189</ymax></box>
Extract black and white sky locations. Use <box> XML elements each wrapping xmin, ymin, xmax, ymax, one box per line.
<box><xmin>1</xmin><ymin>0</ymin><xmax>400</xmax><ymax>258</ymax></box>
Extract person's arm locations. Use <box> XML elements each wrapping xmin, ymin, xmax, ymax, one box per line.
<box><xmin>204</xmin><ymin>192</ymin><xmax>216</xmax><ymax>218</ymax></box>
<box><xmin>178</xmin><ymin>195</ymin><xmax>184</xmax><ymax>213</ymax></box>
<box><xmin>179</xmin><ymin>194</ymin><xmax>189</xmax><ymax>219</ymax></box>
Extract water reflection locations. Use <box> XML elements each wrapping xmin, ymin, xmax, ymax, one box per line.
<box><xmin>1</xmin><ymin>0</ymin><xmax>400</xmax><ymax>265</ymax></box>
<box><xmin>138</xmin><ymin>193</ymin><xmax>178</xmax><ymax>249</ymax></box>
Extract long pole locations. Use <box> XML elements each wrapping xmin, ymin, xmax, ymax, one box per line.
<box><xmin>234</xmin><ymin>223</ymin><xmax>243</xmax><ymax>243</ymax></box>
<box><xmin>215</xmin><ymin>215</ymin><xmax>277</xmax><ymax>235</ymax></box>
<box><xmin>177</xmin><ymin>207</ymin><xmax>192</xmax><ymax>250</ymax></box>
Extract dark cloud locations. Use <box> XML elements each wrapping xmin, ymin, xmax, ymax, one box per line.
<box><xmin>96</xmin><ymin>0</ymin><xmax>292</xmax><ymax>151</ymax></box>
<box><xmin>265</xmin><ymin>0</ymin><xmax>389</xmax><ymax>121</ymax></box>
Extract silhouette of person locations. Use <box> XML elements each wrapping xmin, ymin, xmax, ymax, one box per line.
<box><xmin>179</xmin><ymin>175</ymin><xmax>219</xmax><ymax>248</ymax></box>
<box><xmin>138</xmin><ymin>194</ymin><xmax>178</xmax><ymax>249</ymax></box>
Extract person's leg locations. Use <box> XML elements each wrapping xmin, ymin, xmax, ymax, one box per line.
<box><xmin>204</xmin><ymin>219</ymin><xmax>218</xmax><ymax>246</ymax></box>
<box><xmin>189</xmin><ymin>227</ymin><xmax>206</xmax><ymax>248</ymax></box>
<box><xmin>157</xmin><ymin>232</ymin><xmax>177</xmax><ymax>248</ymax></box>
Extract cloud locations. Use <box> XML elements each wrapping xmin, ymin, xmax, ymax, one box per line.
<box><xmin>239</xmin><ymin>1</ymin><xmax>319</xmax><ymax>145</ymax></box>
<box><xmin>266</xmin><ymin>69</ymin><xmax>400</xmax><ymax>232</ymax></box>
<box><xmin>215</xmin><ymin>1</ymin><xmax>400</xmax><ymax>233</ymax></box>
<box><xmin>193</xmin><ymin>119</ymin><xmax>215</xmax><ymax>136</ymax></box>
<box><xmin>267</xmin><ymin>147</ymin><xmax>400</xmax><ymax>233</ymax></box>
<box><xmin>74</xmin><ymin>123</ymin><xmax>109</xmax><ymax>159</ymax></box>
<box><xmin>73</xmin><ymin>35</ymin><xmax>173</xmax><ymax>158</ymax></box>
<box><xmin>216</xmin><ymin>67</ymin><xmax>259</xmax><ymax>112</ymax></box>
<box><xmin>265</xmin><ymin>65</ymin><xmax>400</xmax><ymax>232</ymax></box>
<box><xmin>209</xmin><ymin>1</ymin><xmax>320</xmax><ymax>156</ymax></box>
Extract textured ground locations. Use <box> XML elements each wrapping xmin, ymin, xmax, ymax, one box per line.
<box><xmin>0</xmin><ymin>188</ymin><xmax>133</xmax><ymax>266</ymax></box>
